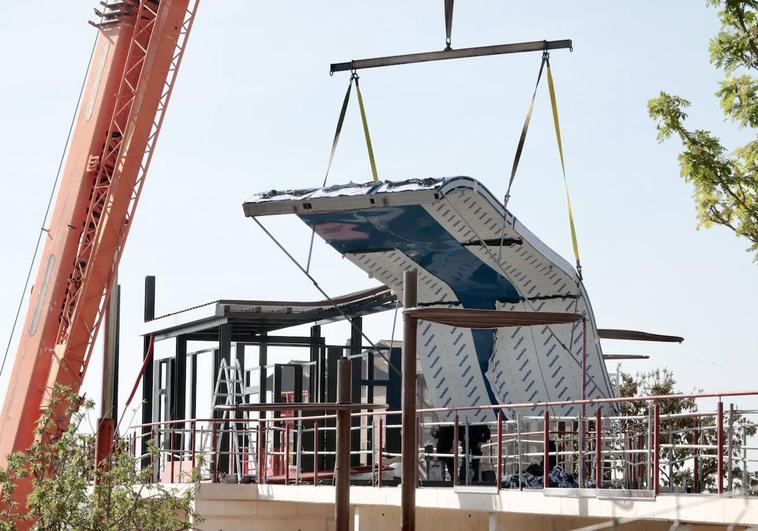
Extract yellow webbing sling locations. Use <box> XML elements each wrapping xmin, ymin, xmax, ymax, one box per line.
<box><xmin>353</xmin><ymin>73</ymin><xmax>379</xmax><ymax>182</ymax></box>
<box><xmin>307</xmin><ymin>73</ymin><xmax>380</xmax><ymax>272</ymax></box>
<box><xmin>545</xmin><ymin>58</ymin><xmax>583</xmax><ymax>279</ymax></box>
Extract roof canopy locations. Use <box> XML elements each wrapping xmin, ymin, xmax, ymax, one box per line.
<box><xmin>404</xmin><ymin>307</ymin><xmax>584</xmax><ymax>329</ymax></box>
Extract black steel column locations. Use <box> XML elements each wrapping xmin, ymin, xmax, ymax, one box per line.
<box><xmin>325</xmin><ymin>346</ymin><xmax>340</xmax><ymax>470</ymax></box>
<box><xmin>215</xmin><ymin>323</ymin><xmax>232</xmax><ymax>474</ymax></box>
<box><xmin>171</xmin><ymin>336</ymin><xmax>187</xmax><ymax>455</ymax></box>
<box><xmin>335</xmin><ymin>358</ymin><xmax>352</xmax><ymax>531</ymax></box>
<box><xmin>190</xmin><ymin>352</ymin><xmax>197</xmax><ymax>419</ymax></box>
<box><xmin>402</xmin><ymin>270</ymin><xmax>418</xmax><ymax>531</ymax></box>
<box><xmin>350</xmin><ymin>317</ymin><xmax>362</xmax><ymax>466</ymax></box>
<box><xmin>386</xmin><ymin>346</ymin><xmax>402</xmax><ymax>454</ymax></box>
<box><xmin>141</xmin><ymin>276</ymin><xmax>155</xmax><ymax>468</ymax></box>
<box><xmin>309</xmin><ymin>325</ymin><xmax>321</xmax><ymax>401</ymax></box>
<box><xmin>234</xmin><ymin>342</ymin><xmax>246</xmax><ymax>463</ymax></box>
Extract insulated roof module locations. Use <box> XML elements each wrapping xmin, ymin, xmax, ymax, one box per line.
<box><xmin>244</xmin><ymin>177</ymin><xmax>615</xmax><ymax>420</ymax></box>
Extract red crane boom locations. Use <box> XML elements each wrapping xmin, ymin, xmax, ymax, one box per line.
<box><xmin>0</xmin><ymin>0</ymin><xmax>197</xmax><ymax>518</ymax></box>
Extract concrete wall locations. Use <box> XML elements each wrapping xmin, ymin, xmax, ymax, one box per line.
<box><xmin>192</xmin><ymin>484</ymin><xmax>755</xmax><ymax>531</ymax></box>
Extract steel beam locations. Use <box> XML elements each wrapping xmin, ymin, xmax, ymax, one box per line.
<box><xmin>330</xmin><ymin>39</ymin><xmax>572</xmax><ymax>73</ymax></box>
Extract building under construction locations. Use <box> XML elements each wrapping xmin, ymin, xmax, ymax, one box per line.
<box><xmin>0</xmin><ymin>1</ymin><xmax>757</xmax><ymax>530</ymax></box>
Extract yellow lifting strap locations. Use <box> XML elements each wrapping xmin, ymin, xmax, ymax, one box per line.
<box><xmin>545</xmin><ymin>59</ymin><xmax>583</xmax><ymax>279</ymax></box>
<box><xmin>353</xmin><ymin>74</ymin><xmax>380</xmax><ymax>182</ymax></box>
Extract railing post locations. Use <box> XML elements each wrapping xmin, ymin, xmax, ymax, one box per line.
<box><xmin>543</xmin><ymin>410</ymin><xmax>550</xmax><ymax>489</ymax></box>
<box><xmin>647</xmin><ymin>405</ymin><xmax>653</xmax><ymax>491</ymax></box>
<box><xmin>595</xmin><ymin>408</ymin><xmax>602</xmax><ymax>489</ymax></box>
<box><xmin>727</xmin><ymin>403</ymin><xmax>734</xmax><ymax>493</ymax></box>
<box><xmin>257</xmin><ymin>421</ymin><xmax>265</xmax><ymax>484</ymax></box>
<box><xmin>693</xmin><ymin>421</ymin><xmax>700</xmax><ymax>493</ymax></box>
<box><xmin>191</xmin><ymin>421</ymin><xmax>196</xmax><ymax>471</ymax></box>
<box><xmin>284</xmin><ymin>422</ymin><xmax>290</xmax><ymax>485</ymax></box>
<box><xmin>578</xmin><ymin>413</ymin><xmax>585</xmax><ymax>488</ymax></box>
<box><xmin>742</xmin><ymin>423</ymin><xmax>749</xmax><ymax>494</ymax></box>
<box><xmin>170</xmin><ymin>425</ymin><xmax>176</xmax><ymax>483</ymax></box>
<box><xmin>497</xmin><ymin>411</ymin><xmax>503</xmax><ymax>492</ymax></box>
<box><xmin>313</xmin><ymin>419</ymin><xmax>320</xmax><ymax>487</ymax></box>
<box><xmin>211</xmin><ymin>423</ymin><xmax>218</xmax><ymax>484</ymax></box>
<box><xmin>296</xmin><ymin>417</ymin><xmax>303</xmax><ymax>485</ymax></box>
<box><xmin>378</xmin><ymin>415</ymin><xmax>384</xmax><ymax>488</ymax></box>
<box><xmin>717</xmin><ymin>400</ymin><xmax>724</xmax><ymax>495</ymax></box>
<box><xmin>453</xmin><ymin>414</ymin><xmax>459</xmax><ymax>487</ymax></box>
<box><xmin>516</xmin><ymin>413</ymin><xmax>523</xmax><ymax>490</ymax></box>
<box><xmin>653</xmin><ymin>402</ymin><xmax>660</xmax><ymax>495</ymax></box>
<box><xmin>151</xmin><ymin>425</ymin><xmax>159</xmax><ymax>483</ymax></box>
<box><xmin>464</xmin><ymin>418</ymin><xmax>470</xmax><ymax>486</ymax></box>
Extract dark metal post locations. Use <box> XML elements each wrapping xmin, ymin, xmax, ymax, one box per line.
<box><xmin>215</xmin><ymin>324</ymin><xmax>232</xmax><ymax>475</ymax></box>
<box><xmin>284</xmin><ymin>423</ymin><xmax>290</xmax><ymax>485</ymax></box>
<box><xmin>313</xmin><ymin>420</ymin><xmax>320</xmax><ymax>486</ymax></box>
<box><xmin>141</xmin><ymin>276</ymin><xmax>156</xmax><ymax>468</ymax></box>
<box><xmin>350</xmin><ymin>317</ymin><xmax>363</xmax><ymax>467</ymax></box>
<box><xmin>171</xmin><ymin>336</ymin><xmax>187</xmax><ymax>459</ymax></box>
<box><xmin>717</xmin><ymin>400</ymin><xmax>724</xmax><ymax>494</ymax></box>
<box><xmin>309</xmin><ymin>325</ymin><xmax>321</xmax><ymax>401</ymax></box>
<box><xmin>257</xmin><ymin>422</ymin><xmax>265</xmax><ymax>483</ymax></box>
<box><xmin>211</xmin><ymin>423</ymin><xmax>218</xmax><ymax>484</ymax></box>
<box><xmin>595</xmin><ymin>408</ymin><xmax>602</xmax><ymax>488</ymax></box>
<box><xmin>335</xmin><ymin>358</ymin><xmax>352</xmax><ymax>531</ymax></box>
<box><xmin>453</xmin><ymin>414</ymin><xmax>459</xmax><ymax>487</ymax></box>
<box><xmin>190</xmin><ymin>352</ymin><xmax>197</xmax><ymax>419</ymax></box>
<box><xmin>653</xmin><ymin>402</ymin><xmax>660</xmax><ymax>495</ymax></box>
<box><xmin>402</xmin><ymin>270</ymin><xmax>418</xmax><ymax>531</ymax></box>
<box><xmin>543</xmin><ymin>410</ymin><xmax>550</xmax><ymax>488</ymax></box>
<box><xmin>693</xmin><ymin>420</ymin><xmax>700</xmax><ymax>492</ymax></box>
<box><xmin>496</xmin><ymin>411</ymin><xmax>503</xmax><ymax>492</ymax></box>
<box><xmin>378</xmin><ymin>416</ymin><xmax>384</xmax><ymax>488</ymax></box>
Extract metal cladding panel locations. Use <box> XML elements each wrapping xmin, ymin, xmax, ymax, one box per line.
<box><xmin>244</xmin><ymin>177</ymin><xmax>615</xmax><ymax>417</ymax></box>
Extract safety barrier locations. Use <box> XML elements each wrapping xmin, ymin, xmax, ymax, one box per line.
<box><xmin>126</xmin><ymin>390</ymin><xmax>758</xmax><ymax>496</ymax></box>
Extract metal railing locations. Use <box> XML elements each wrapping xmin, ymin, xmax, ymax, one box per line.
<box><xmin>126</xmin><ymin>390</ymin><xmax>758</xmax><ymax>496</ymax></box>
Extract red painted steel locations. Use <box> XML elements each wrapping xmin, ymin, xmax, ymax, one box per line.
<box><xmin>94</xmin><ymin>417</ymin><xmax>115</xmax><ymax>479</ymax></box>
<box><xmin>0</xmin><ymin>0</ymin><xmax>197</xmax><ymax>521</ymax></box>
<box><xmin>258</xmin><ymin>422</ymin><xmax>266</xmax><ymax>484</ymax></box>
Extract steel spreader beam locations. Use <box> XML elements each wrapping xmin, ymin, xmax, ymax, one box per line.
<box><xmin>330</xmin><ymin>39</ymin><xmax>572</xmax><ymax>74</ymax></box>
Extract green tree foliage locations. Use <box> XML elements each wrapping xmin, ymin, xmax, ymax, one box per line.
<box><xmin>648</xmin><ymin>0</ymin><xmax>758</xmax><ymax>260</ymax></box>
<box><xmin>619</xmin><ymin>368</ymin><xmax>756</xmax><ymax>492</ymax></box>
<box><xmin>0</xmin><ymin>386</ymin><xmax>199</xmax><ymax>530</ymax></box>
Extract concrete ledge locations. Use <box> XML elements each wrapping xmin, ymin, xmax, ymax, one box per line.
<box><xmin>193</xmin><ymin>483</ymin><xmax>758</xmax><ymax>527</ymax></box>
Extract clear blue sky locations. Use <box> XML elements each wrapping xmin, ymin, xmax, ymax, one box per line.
<box><xmin>0</xmin><ymin>1</ymin><xmax>755</xmax><ymax>420</ymax></box>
